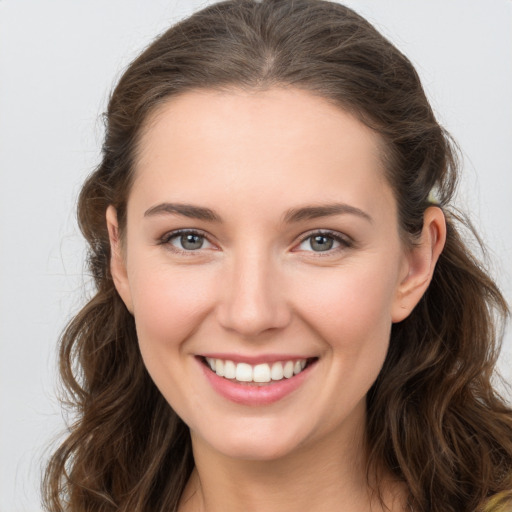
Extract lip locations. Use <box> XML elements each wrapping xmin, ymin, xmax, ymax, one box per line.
<box><xmin>199</xmin><ymin>352</ymin><xmax>313</xmax><ymax>364</ymax></box>
<box><xmin>198</xmin><ymin>356</ymin><xmax>318</xmax><ymax>406</ymax></box>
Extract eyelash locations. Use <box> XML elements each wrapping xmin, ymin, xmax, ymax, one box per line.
<box><xmin>159</xmin><ymin>229</ymin><xmax>213</xmax><ymax>255</ymax></box>
<box><xmin>158</xmin><ymin>229</ymin><xmax>353</xmax><ymax>256</ymax></box>
<box><xmin>296</xmin><ymin>230</ymin><xmax>353</xmax><ymax>256</ymax></box>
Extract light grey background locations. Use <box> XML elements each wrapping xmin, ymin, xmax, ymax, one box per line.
<box><xmin>1</xmin><ymin>1</ymin><xmax>511</xmax><ymax>511</ymax></box>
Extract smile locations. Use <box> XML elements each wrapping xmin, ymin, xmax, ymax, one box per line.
<box><xmin>205</xmin><ymin>357</ymin><xmax>309</xmax><ymax>383</ymax></box>
<box><xmin>199</xmin><ymin>355</ymin><xmax>318</xmax><ymax>405</ymax></box>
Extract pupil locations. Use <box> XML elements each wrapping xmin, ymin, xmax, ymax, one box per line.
<box><xmin>181</xmin><ymin>234</ymin><xmax>203</xmax><ymax>250</ymax></box>
<box><xmin>311</xmin><ymin>235</ymin><xmax>333</xmax><ymax>252</ymax></box>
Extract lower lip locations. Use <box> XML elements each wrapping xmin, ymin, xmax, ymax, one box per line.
<box><xmin>199</xmin><ymin>359</ymin><xmax>316</xmax><ymax>406</ymax></box>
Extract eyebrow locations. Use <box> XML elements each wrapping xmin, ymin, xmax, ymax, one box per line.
<box><xmin>143</xmin><ymin>202</ymin><xmax>372</xmax><ymax>224</ymax></box>
<box><xmin>144</xmin><ymin>203</ymin><xmax>222</xmax><ymax>222</ymax></box>
<box><xmin>282</xmin><ymin>203</ymin><xmax>373</xmax><ymax>224</ymax></box>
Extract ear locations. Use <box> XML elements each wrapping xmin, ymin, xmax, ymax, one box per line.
<box><xmin>106</xmin><ymin>205</ymin><xmax>134</xmax><ymax>314</ymax></box>
<box><xmin>391</xmin><ymin>206</ymin><xmax>446</xmax><ymax>323</ymax></box>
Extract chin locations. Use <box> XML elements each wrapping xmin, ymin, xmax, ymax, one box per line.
<box><xmin>218</xmin><ymin>441</ymin><xmax>300</xmax><ymax>462</ymax></box>
<box><xmin>191</xmin><ymin>422</ymin><xmax>309</xmax><ymax>462</ymax></box>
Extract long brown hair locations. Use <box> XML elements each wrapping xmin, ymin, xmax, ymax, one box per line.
<box><xmin>43</xmin><ymin>1</ymin><xmax>512</xmax><ymax>511</ymax></box>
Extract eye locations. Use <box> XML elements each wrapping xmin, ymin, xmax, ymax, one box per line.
<box><xmin>296</xmin><ymin>231</ymin><xmax>351</xmax><ymax>253</ymax></box>
<box><xmin>160</xmin><ymin>229</ymin><xmax>214</xmax><ymax>253</ymax></box>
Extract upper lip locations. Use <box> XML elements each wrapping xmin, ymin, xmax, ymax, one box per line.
<box><xmin>198</xmin><ymin>353</ymin><xmax>317</xmax><ymax>364</ymax></box>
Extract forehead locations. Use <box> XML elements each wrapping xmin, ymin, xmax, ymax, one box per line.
<box><xmin>131</xmin><ymin>87</ymin><xmax>394</xmax><ymax>222</ymax></box>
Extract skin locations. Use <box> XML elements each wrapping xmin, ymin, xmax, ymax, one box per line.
<box><xmin>107</xmin><ymin>87</ymin><xmax>446</xmax><ymax>512</ymax></box>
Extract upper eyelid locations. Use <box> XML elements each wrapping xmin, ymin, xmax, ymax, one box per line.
<box><xmin>297</xmin><ymin>228</ymin><xmax>350</xmax><ymax>240</ymax></box>
<box><xmin>161</xmin><ymin>228</ymin><xmax>210</xmax><ymax>240</ymax></box>
<box><xmin>296</xmin><ymin>229</ymin><xmax>352</xmax><ymax>245</ymax></box>
<box><xmin>160</xmin><ymin>228</ymin><xmax>215</xmax><ymax>248</ymax></box>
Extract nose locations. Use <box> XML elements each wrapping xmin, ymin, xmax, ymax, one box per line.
<box><xmin>216</xmin><ymin>250</ymin><xmax>292</xmax><ymax>338</ymax></box>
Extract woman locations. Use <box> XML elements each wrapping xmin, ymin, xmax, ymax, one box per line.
<box><xmin>43</xmin><ymin>1</ymin><xmax>512</xmax><ymax>511</ymax></box>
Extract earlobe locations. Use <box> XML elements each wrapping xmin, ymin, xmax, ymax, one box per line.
<box><xmin>106</xmin><ymin>205</ymin><xmax>134</xmax><ymax>314</ymax></box>
<box><xmin>391</xmin><ymin>207</ymin><xmax>446</xmax><ymax>323</ymax></box>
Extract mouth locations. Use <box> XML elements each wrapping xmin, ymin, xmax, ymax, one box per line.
<box><xmin>199</xmin><ymin>356</ymin><xmax>318</xmax><ymax>386</ymax></box>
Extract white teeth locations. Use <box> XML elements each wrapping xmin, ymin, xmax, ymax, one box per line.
<box><xmin>215</xmin><ymin>359</ymin><xmax>225</xmax><ymax>377</ymax></box>
<box><xmin>235</xmin><ymin>362</ymin><xmax>253</xmax><ymax>382</ymax></box>
<box><xmin>283</xmin><ymin>361</ymin><xmax>294</xmax><ymax>378</ymax></box>
<box><xmin>224</xmin><ymin>360</ymin><xmax>236</xmax><ymax>379</ymax></box>
<box><xmin>270</xmin><ymin>362</ymin><xmax>284</xmax><ymax>381</ymax></box>
<box><xmin>253</xmin><ymin>364</ymin><xmax>271</xmax><ymax>383</ymax></box>
<box><xmin>205</xmin><ymin>357</ymin><xmax>310</xmax><ymax>383</ymax></box>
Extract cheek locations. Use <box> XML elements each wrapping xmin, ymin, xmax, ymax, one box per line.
<box><xmin>294</xmin><ymin>261</ymin><xmax>399</xmax><ymax>416</ymax></box>
<box><xmin>128</xmin><ymin>263</ymin><xmax>217</xmax><ymax>353</ymax></box>
<box><xmin>127</xmin><ymin>263</ymin><xmax>219</xmax><ymax>420</ymax></box>
<box><xmin>293</xmin><ymin>260</ymin><xmax>399</xmax><ymax>356</ymax></box>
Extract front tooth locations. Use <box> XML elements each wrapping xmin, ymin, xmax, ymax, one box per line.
<box><xmin>215</xmin><ymin>359</ymin><xmax>225</xmax><ymax>377</ymax></box>
<box><xmin>283</xmin><ymin>361</ymin><xmax>294</xmax><ymax>378</ymax></box>
<box><xmin>224</xmin><ymin>360</ymin><xmax>236</xmax><ymax>379</ymax></box>
<box><xmin>293</xmin><ymin>361</ymin><xmax>302</xmax><ymax>375</ymax></box>
<box><xmin>271</xmin><ymin>362</ymin><xmax>284</xmax><ymax>381</ymax></box>
<box><xmin>236</xmin><ymin>362</ymin><xmax>253</xmax><ymax>382</ymax></box>
<box><xmin>253</xmin><ymin>363</ymin><xmax>271</xmax><ymax>383</ymax></box>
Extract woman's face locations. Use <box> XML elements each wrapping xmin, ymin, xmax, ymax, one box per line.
<box><xmin>108</xmin><ymin>88</ymin><xmax>416</xmax><ymax>461</ymax></box>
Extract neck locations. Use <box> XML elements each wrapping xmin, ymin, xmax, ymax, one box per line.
<box><xmin>178</xmin><ymin>419</ymin><xmax>405</xmax><ymax>512</ymax></box>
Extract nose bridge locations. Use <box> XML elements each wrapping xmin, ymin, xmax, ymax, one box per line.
<box><xmin>217</xmin><ymin>244</ymin><xmax>290</xmax><ymax>337</ymax></box>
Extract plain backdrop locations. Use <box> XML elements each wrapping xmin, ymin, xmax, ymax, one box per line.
<box><xmin>1</xmin><ymin>1</ymin><xmax>511</xmax><ymax>510</ymax></box>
